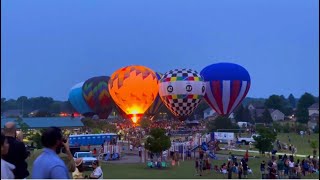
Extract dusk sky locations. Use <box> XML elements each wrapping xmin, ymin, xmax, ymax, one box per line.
<box><xmin>1</xmin><ymin>0</ymin><xmax>319</xmax><ymax>101</ymax></box>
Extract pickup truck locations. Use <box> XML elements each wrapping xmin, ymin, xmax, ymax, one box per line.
<box><xmin>73</xmin><ymin>152</ymin><xmax>97</xmax><ymax>169</ymax></box>
<box><xmin>237</xmin><ymin>134</ymin><xmax>259</xmax><ymax>145</ymax></box>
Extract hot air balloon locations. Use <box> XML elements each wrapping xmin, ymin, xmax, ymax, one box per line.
<box><xmin>68</xmin><ymin>82</ymin><xmax>94</xmax><ymax>116</ymax></box>
<box><xmin>159</xmin><ymin>69</ymin><xmax>206</xmax><ymax>121</ymax></box>
<box><xmin>200</xmin><ymin>63</ymin><xmax>251</xmax><ymax>116</ymax></box>
<box><xmin>144</xmin><ymin>72</ymin><xmax>164</xmax><ymax>120</ymax></box>
<box><xmin>108</xmin><ymin>65</ymin><xmax>159</xmax><ymax>124</ymax></box>
<box><xmin>82</xmin><ymin>76</ymin><xmax>114</xmax><ymax>119</ymax></box>
<box><xmin>114</xmin><ymin>104</ymin><xmax>130</xmax><ymax>120</ymax></box>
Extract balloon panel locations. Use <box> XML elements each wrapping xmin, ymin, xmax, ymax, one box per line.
<box><xmin>68</xmin><ymin>82</ymin><xmax>93</xmax><ymax>114</ymax></box>
<box><xmin>108</xmin><ymin>65</ymin><xmax>159</xmax><ymax>116</ymax></box>
<box><xmin>159</xmin><ymin>69</ymin><xmax>205</xmax><ymax>120</ymax></box>
<box><xmin>145</xmin><ymin>72</ymin><xmax>164</xmax><ymax>119</ymax></box>
<box><xmin>200</xmin><ymin>63</ymin><xmax>251</xmax><ymax>116</ymax></box>
<box><xmin>82</xmin><ymin>76</ymin><xmax>114</xmax><ymax>119</ymax></box>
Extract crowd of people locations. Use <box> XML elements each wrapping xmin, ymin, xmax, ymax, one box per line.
<box><xmin>261</xmin><ymin>154</ymin><xmax>319</xmax><ymax>179</ymax></box>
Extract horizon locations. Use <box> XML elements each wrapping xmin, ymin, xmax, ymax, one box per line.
<box><xmin>1</xmin><ymin>0</ymin><xmax>319</xmax><ymax>100</ymax></box>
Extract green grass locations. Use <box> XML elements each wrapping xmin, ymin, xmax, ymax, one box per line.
<box><xmin>222</xmin><ymin>133</ymin><xmax>319</xmax><ymax>156</ymax></box>
<box><xmin>276</xmin><ymin>133</ymin><xmax>319</xmax><ymax>156</ymax></box>
<box><xmin>25</xmin><ymin>133</ymin><xmax>319</xmax><ymax>179</ymax></box>
<box><xmin>27</xmin><ymin>155</ymin><xmax>318</xmax><ymax>179</ymax></box>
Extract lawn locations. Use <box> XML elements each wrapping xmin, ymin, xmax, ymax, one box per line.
<box><xmin>276</xmin><ymin>133</ymin><xmax>319</xmax><ymax>156</ymax></box>
<box><xmin>221</xmin><ymin>133</ymin><xmax>319</xmax><ymax>156</ymax></box>
<box><xmin>27</xmin><ymin>154</ymin><xmax>318</xmax><ymax>179</ymax></box>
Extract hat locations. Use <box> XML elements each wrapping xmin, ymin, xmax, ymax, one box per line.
<box><xmin>75</xmin><ymin>158</ymin><xmax>83</xmax><ymax>167</ymax></box>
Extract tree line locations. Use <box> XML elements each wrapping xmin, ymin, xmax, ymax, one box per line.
<box><xmin>1</xmin><ymin>96</ymin><xmax>75</xmax><ymax>117</ymax></box>
<box><xmin>1</xmin><ymin>92</ymin><xmax>318</xmax><ymax>123</ymax></box>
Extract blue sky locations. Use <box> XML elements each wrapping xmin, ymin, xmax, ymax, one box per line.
<box><xmin>1</xmin><ymin>0</ymin><xmax>319</xmax><ymax>101</ymax></box>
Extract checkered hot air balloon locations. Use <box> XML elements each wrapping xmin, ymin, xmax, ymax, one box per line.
<box><xmin>159</xmin><ymin>69</ymin><xmax>206</xmax><ymax>121</ymax></box>
<box><xmin>68</xmin><ymin>82</ymin><xmax>94</xmax><ymax>116</ymax></box>
<box><xmin>82</xmin><ymin>76</ymin><xmax>114</xmax><ymax>119</ymax></box>
<box><xmin>200</xmin><ymin>63</ymin><xmax>251</xmax><ymax>116</ymax></box>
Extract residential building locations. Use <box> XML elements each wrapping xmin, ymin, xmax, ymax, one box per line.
<box><xmin>269</xmin><ymin>109</ymin><xmax>285</xmax><ymax>121</ymax></box>
<box><xmin>308</xmin><ymin>103</ymin><xmax>319</xmax><ymax>116</ymax></box>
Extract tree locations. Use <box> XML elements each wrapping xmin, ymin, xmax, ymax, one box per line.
<box><xmin>206</xmin><ymin>116</ymin><xmax>239</xmax><ymax>132</ymax></box>
<box><xmin>253</xmin><ymin>127</ymin><xmax>277</xmax><ymax>154</ymax></box>
<box><xmin>243</xmin><ymin>107</ymin><xmax>253</xmax><ymax>123</ymax></box>
<box><xmin>288</xmin><ymin>94</ymin><xmax>296</xmax><ymax>108</ymax></box>
<box><xmin>30</xmin><ymin>132</ymin><xmax>42</xmax><ymax>149</ymax></box>
<box><xmin>234</xmin><ymin>104</ymin><xmax>244</xmax><ymax>122</ymax></box>
<box><xmin>14</xmin><ymin>117</ymin><xmax>29</xmax><ymax>134</ymax></box>
<box><xmin>139</xmin><ymin>118</ymin><xmax>152</xmax><ymax>129</ymax></box>
<box><xmin>262</xmin><ymin>108</ymin><xmax>273</xmax><ymax>124</ymax></box>
<box><xmin>296</xmin><ymin>93</ymin><xmax>315</xmax><ymax>124</ymax></box>
<box><xmin>265</xmin><ymin>95</ymin><xmax>285</xmax><ymax>111</ymax></box>
<box><xmin>145</xmin><ymin>128</ymin><xmax>171</xmax><ymax>158</ymax></box>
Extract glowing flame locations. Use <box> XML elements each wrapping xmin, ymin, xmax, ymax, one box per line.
<box><xmin>131</xmin><ymin>115</ymin><xmax>138</xmax><ymax>123</ymax></box>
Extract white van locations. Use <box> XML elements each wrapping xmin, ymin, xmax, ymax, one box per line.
<box><xmin>214</xmin><ymin>132</ymin><xmax>236</xmax><ymax>143</ymax></box>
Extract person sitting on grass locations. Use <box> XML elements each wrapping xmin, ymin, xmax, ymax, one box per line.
<box><xmin>156</xmin><ymin>158</ymin><xmax>161</xmax><ymax>168</ymax></box>
<box><xmin>90</xmin><ymin>160</ymin><xmax>103</xmax><ymax>179</ymax></box>
<box><xmin>72</xmin><ymin>158</ymin><xmax>84</xmax><ymax>179</ymax></box>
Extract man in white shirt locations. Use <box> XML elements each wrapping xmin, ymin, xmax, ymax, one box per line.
<box><xmin>90</xmin><ymin>160</ymin><xmax>103</xmax><ymax>179</ymax></box>
<box><xmin>130</xmin><ymin>144</ymin><xmax>133</xmax><ymax>151</ymax></box>
<box><xmin>288</xmin><ymin>160</ymin><xmax>295</xmax><ymax>176</ymax></box>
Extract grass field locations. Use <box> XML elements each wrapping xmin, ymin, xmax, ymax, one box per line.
<box><xmin>26</xmin><ymin>133</ymin><xmax>319</xmax><ymax>179</ymax></box>
<box><xmin>27</xmin><ymin>154</ymin><xmax>318</xmax><ymax>179</ymax></box>
<box><xmin>224</xmin><ymin>133</ymin><xmax>319</xmax><ymax>156</ymax></box>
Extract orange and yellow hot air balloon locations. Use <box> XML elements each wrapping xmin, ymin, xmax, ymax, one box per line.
<box><xmin>108</xmin><ymin>65</ymin><xmax>159</xmax><ymax>124</ymax></box>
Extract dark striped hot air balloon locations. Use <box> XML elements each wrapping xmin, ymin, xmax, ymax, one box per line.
<box><xmin>82</xmin><ymin>76</ymin><xmax>114</xmax><ymax>119</ymax></box>
<box><xmin>144</xmin><ymin>72</ymin><xmax>164</xmax><ymax>120</ymax></box>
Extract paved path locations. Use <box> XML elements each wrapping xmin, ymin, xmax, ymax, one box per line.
<box><xmin>220</xmin><ymin>147</ymin><xmax>319</xmax><ymax>158</ymax></box>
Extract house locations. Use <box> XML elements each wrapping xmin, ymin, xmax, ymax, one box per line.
<box><xmin>203</xmin><ymin>108</ymin><xmax>234</xmax><ymax>120</ymax></box>
<box><xmin>203</xmin><ymin>108</ymin><xmax>217</xmax><ymax>119</ymax></box>
<box><xmin>2</xmin><ymin>110</ymin><xmax>22</xmax><ymax>118</ymax></box>
<box><xmin>308</xmin><ymin>103</ymin><xmax>319</xmax><ymax>116</ymax></box>
<box><xmin>251</xmin><ymin>108</ymin><xmax>285</xmax><ymax>121</ymax></box>
<box><xmin>269</xmin><ymin>109</ymin><xmax>285</xmax><ymax>121</ymax></box>
<box><xmin>308</xmin><ymin>115</ymin><xmax>319</xmax><ymax>130</ymax></box>
<box><xmin>309</xmin><ymin>113</ymin><xmax>319</xmax><ymax>122</ymax></box>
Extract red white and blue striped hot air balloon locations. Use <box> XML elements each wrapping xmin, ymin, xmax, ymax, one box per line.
<box><xmin>200</xmin><ymin>63</ymin><xmax>251</xmax><ymax>116</ymax></box>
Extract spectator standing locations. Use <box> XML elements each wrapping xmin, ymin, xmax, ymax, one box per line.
<box><xmin>2</xmin><ymin>122</ymin><xmax>29</xmax><ymax>179</ymax></box>
<box><xmin>1</xmin><ymin>132</ymin><xmax>15</xmax><ymax>179</ymax></box>
<box><xmin>32</xmin><ymin>127</ymin><xmax>70</xmax><ymax>179</ymax></box>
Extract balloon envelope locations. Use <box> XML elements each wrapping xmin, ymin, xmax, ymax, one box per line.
<box><xmin>200</xmin><ymin>62</ymin><xmax>251</xmax><ymax>116</ymax></box>
<box><xmin>108</xmin><ymin>65</ymin><xmax>159</xmax><ymax>123</ymax></box>
<box><xmin>68</xmin><ymin>82</ymin><xmax>93</xmax><ymax>115</ymax></box>
<box><xmin>159</xmin><ymin>69</ymin><xmax>206</xmax><ymax>121</ymax></box>
<box><xmin>82</xmin><ymin>76</ymin><xmax>114</xmax><ymax>119</ymax></box>
<box><xmin>145</xmin><ymin>72</ymin><xmax>164</xmax><ymax>120</ymax></box>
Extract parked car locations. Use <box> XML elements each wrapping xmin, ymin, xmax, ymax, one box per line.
<box><xmin>73</xmin><ymin>152</ymin><xmax>97</xmax><ymax>169</ymax></box>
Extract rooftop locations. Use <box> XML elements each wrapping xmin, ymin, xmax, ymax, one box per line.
<box><xmin>308</xmin><ymin>103</ymin><xmax>319</xmax><ymax>110</ymax></box>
